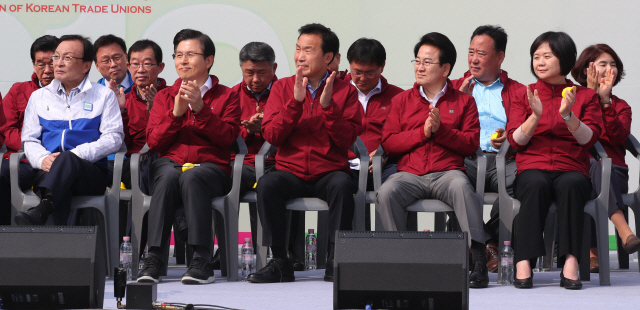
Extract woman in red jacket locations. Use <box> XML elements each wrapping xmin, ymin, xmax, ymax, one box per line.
<box><xmin>506</xmin><ymin>31</ymin><xmax>603</xmax><ymax>289</ymax></box>
<box><xmin>571</xmin><ymin>44</ymin><xmax>640</xmax><ymax>269</ymax></box>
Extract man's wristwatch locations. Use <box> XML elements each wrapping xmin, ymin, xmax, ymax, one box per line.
<box><xmin>562</xmin><ymin>111</ymin><xmax>573</xmax><ymax>122</ymax></box>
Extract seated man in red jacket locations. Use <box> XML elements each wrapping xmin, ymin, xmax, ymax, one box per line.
<box><xmin>0</xmin><ymin>35</ymin><xmax>59</xmax><ymax>225</ymax></box>
<box><xmin>345</xmin><ymin>38</ymin><xmax>403</xmax><ymax>189</ymax></box>
<box><xmin>137</xmin><ymin>29</ymin><xmax>240</xmax><ymax>285</ymax></box>
<box><xmin>376</xmin><ymin>32</ymin><xmax>489</xmax><ymax>288</ymax></box>
<box><xmin>247</xmin><ymin>23</ymin><xmax>363</xmax><ymax>283</ymax></box>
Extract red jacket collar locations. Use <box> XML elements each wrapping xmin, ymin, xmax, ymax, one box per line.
<box><xmin>411</xmin><ymin>79</ymin><xmax>455</xmax><ymax>103</ymax></box>
<box><xmin>462</xmin><ymin>69</ymin><xmax>511</xmax><ymax>85</ymax></box>
<box><xmin>240</xmin><ymin>75</ymin><xmax>278</xmax><ymax>98</ymax></box>
<box><xmin>534</xmin><ymin>78</ymin><xmax>575</xmax><ymax>98</ymax></box>
<box><xmin>344</xmin><ymin>74</ymin><xmax>392</xmax><ymax>93</ymax></box>
<box><xmin>130</xmin><ymin>78</ymin><xmax>168</xmax><ymax>97</ymax></box>
<box><xmin>31</xmin><ymin>72</ymin><xmax>41</xmax><ymax>88</ymax></box>
<box><xmin>169</xmin><ymin>75</ymin><xmax>219</xmax><ymax>97</ymax></box>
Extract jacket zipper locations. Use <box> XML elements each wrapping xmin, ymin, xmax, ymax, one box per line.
<box><xmin>61</xmin><ymin>101</ymin><xmax>71</xmax><ymax>151</ymax></box>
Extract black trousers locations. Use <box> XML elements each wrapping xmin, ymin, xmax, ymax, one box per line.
<box><xmin>256</xmin><ymin>170</ymin><xmax>356</xmax><ymax>252</ymax></box>
<box><xmin>513</xmin><ymin>169</ymin><xmax>591</xmax><ymax>267</ymax></box>
<box><xmin>34</xmin><ymin>151</ymin><xmax>109</xmax><ymax>225</ymax></box>
<box><xmin>0</xmin><ymin>159</ymin><xmax>37</xmax><ymax>225</ymax></box>
<box><xmin>147</xmin><ymin>157</ymin><xmax>229</xmax><ymax>253</ymax></box>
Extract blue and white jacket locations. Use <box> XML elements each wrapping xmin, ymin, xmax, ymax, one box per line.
<box><xmin>21</xmin><ymin>75</ymin><xmax>124</xmax><ymax>169</ymax></box>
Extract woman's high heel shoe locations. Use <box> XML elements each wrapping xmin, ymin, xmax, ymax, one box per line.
<box><xmin>560</xmin><ymin>268</ymin><xmax>582</xmax><ymax>290</ymax></box>
<box><xmin>623</xmin><ymin>235</ymin><xmax>640</xmax><ymax>254</ymax></box>
<box><xmin>513</xmin><ymin>265</ymin><xmax>533</xmax><ymax>289</ymax></box>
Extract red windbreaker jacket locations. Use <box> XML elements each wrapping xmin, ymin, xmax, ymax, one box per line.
<box><xmin>2</xmin><ymin>73</ymin><xmax>40</xmax><ymax>159</ymax></box>
<box><xmin>231</xmin><ymin>77</ymin><xmax>277</xmax><ymax>167</ymax></box>
<box><xmin>506</xmin><ymin>79</ymin><xmax>603</xmax><ymax>176</ymax></box>
<box><xmin>343</xmin><ymin>74</ymin><xmax>403</xmax><ymax>158</ymax></box>
<box><xmin>146</xmin><ymin>76</ymin><xmax>241</xmax><ymax>176</ymax></box>
<box><xmin>262</xmin><ymin>72</ymin><xmax>363</xmax><ymax>181</ymax></box>
<box><xmin>382</xmin><ymin>81</ymin><xmax>480</xmax><ymax>175</ymax></box>
<box><xmin>123</xmin><ymin>78</ymin><xmax>167</xmax><ymax>155</ymax></box>
<box><xmin>599</xmin><ymin>94</ymin><xmax>631</xmax><ymax>168</ymax></box>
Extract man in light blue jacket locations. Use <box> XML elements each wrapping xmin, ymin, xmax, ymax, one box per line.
<box><xmin>14</xmin><ymin>34</ymin><xmax>123</xmax><ymax>225</ymax></box>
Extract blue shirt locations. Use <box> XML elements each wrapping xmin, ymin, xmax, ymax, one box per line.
<box><xmin>247</xmin><ymin>82</ymin><xmax>273</xmax><ymax>101</ymax></box>
<box><xmin>97</xmin><ymin>71</ymin><xmax>133</xmax><ymax>94</ymax></box>
<box><xmin>472</xmin><ymin>77</ymin><xmax>505</xmax><ymax>153</ymax></box>
<box><xmin>307</xmin><ymin>71</ymin><xmax>329</xmax><ymax>99</ymax></box>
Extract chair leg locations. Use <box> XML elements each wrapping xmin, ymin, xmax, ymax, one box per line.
<box><xmin>617</xmin><ymin>207</ymin><xmax>630</xmax><ymax>269</ymax></box>
<box><xmin>317</xmin><ymin>211</ymin><xmax>329</xmax><ymax>269</ymax></box>
<box><xmin>253</xmin><ymin>203</ymin><xmax>268</xmax><ymax>270</ymax></box>
<box><xmin>594</xmin><ymin>207</ymin><xmax>611</xmax><ymax>286</ymax></box>
<box><xmin>542</xmin><ymin>214</ymin><xmax>556</xmax><ymax>270</ymax></box>
<box><xmin>580</xmin><ymin>215</ymin><xmax>591</xmax><ymax>281</ymax></box>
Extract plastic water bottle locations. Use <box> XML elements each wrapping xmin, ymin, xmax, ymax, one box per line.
<box><xmin>500</xmin><ymin>241</ymin><xmax>514</xmax><ymax>285</ymax></box>
<box><xmin>266</xmin><ymin>248</ymin><xmax>273</xmax><ymax>264</ymax></box>
<box><xmin>241</xmin><ymin>238</ymin><xmax>255</xmax><ymax>281</ymax></box>
<box><xmin>305</xmin><ymin>229</ymin><xmax>317</xmax><ymax>270</ymax></box>
<box><xmin>119</xmin><ymin>236</ymin><xmax>133</xmax><ymax>281</ymax></box>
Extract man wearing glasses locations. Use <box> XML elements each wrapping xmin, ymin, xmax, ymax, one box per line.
<box><xmin>451</xmin><ymin>25</ymin><xmax>524</xmax><ymax>274</ymax></box>
<box><xmin>0</xmin><ymin>35</ymin><xmax>60</xmax><ymax>225</ymax></box>
<box><xmin>14</xmin><ymin>35</ymin><xmax>124</xmax><ymax>226</ymax></box>
<box><xmin>345</xmin><ymin>38</ymin><xmax>403</xmax><ymax>193</ymax></box>
<box><xmin>94</xmin><ymin>34</ymin><xmax>133</xmax><ymax>96</ymax></box>
<box><xmin>376</xmin><ymin>32</ymin><xmax>489</xmax><ymax>288</ymax></box>
<box><xmin>137</xmin><ymin>29</ymin><xmax>240</xmax><ymax>285</ymax></box>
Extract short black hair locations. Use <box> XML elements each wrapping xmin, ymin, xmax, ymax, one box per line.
<box><xmin>59</xmin><ymin>34</ymin><xmax>94</xmax><ymax>63</ymax></box>
<box><xmin>93</xmin><ymin>34</ymin><xmax>127</xmax><ymax>62</ymax></box>
<box><xmin>471</xmin><ymin>25</ymin><xmax>508</xmax><ymax>54</ymax></box>
<box><xmin>173</xmin><ymin>29</ymin><xmax>216</xmax><ymax>72</ymax></box>
<box><xmin>128</xmin><ymin>39</ymin><xmax>163</xmax><ymax>64</ymax></box>
<box><xmin>530</xmin><ymin>31</ymin><xmax>576</xmax><ymax>78</ymax></box>
<box><xmin>413</xmin><ymin>32</ymin><xmax>456</xmax><ymax>77</ymax></box>
<box><xmin>346</xmin><ymin>38</ymin><xmax>386</xmax><ymax>67</ymax></box>
<box><xmin>30</xmin><ymin>35</ymin><xmax>59</xmax><ymax>62</ymax></box>
<box><xmin>238</xmin><ymin>42</ymin><xmax>275</xmax><ymax>66</ymax></box>
<box><xmin>298</xmin><ymin>23</ymin><xmax>339</xmax><ymax>65</ymax></box>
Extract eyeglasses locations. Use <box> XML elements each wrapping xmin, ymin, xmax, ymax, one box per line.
<box><xmin>172</xmin><ymin>52</ymin><xmax>205</xmax><ymax>60</ymax></box>
<box><xmin>52</xmin><ymin>55</ymin><xmax>83</xmax><ymax>63</ymax></box>
<box><xmin>352</xmin><ymin>70</ymin><xmax>378</xmax><ymax>78</ymax></box>
<box><xmin>35</xmin><ymin>62</ymin><xmax>54</xmax><ymax>69</ymax></box>
<box><xmin>99</xmin><ymin>54</ymin><xmax>125</xmax><ymax>65</ymax></box>
<box><xmin>129</xmin><ymin>62</ymin><xmax>157</xmax><ymax>70</ymax></box>
<box><xmin>411</xmin><ymin>59</ymin><xmax>440</xmax><ymax>67</ymax></box>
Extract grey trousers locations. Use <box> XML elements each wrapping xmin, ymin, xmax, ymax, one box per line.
<box><xmin>376</xmin><ymin>170</ymin><xmax>484</xmax><ymax>244</ymax></box>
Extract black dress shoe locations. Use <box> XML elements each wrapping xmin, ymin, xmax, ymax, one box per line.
<box><xmin>324</xmin><ymin>260</ymin><xmax>334</xmax><ymax>282</ymax></box>
<box><xmin>14</xmin><ymin>208</ymin><xmax>47</xmax><ymax>226</ymax></box>
<box><xmin>288</xmin><ymin>251</ymin><xmax>304</xmax><ymax>271</ymax></box>
<box><xmin>246</xmin><ymin>257</ymin><xmax>295</xmax><ymax>283</ymax></box>
<box><xmin>560</xmin><ymin>269</ymin><xmax>582</xmax><ymax>290</ymax></box>
<box><xmin>469</xmin><ymin>260</ymin><xmax>489</xmax><ymax>288</ymax></box>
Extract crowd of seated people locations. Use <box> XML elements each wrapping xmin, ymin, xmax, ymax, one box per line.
<box><xmin>0</xmin><ymin>23</ymin><xmax>638</xmax><ymax>290</ymax></box>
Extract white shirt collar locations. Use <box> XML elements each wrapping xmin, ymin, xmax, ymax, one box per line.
<box><xmin>419</xmin><ymin>82</ymin><xmax>447</xmax><ymax>105</ymax></box>
<box><xmin>351</xmin><ymin>79</ymin><xmax>382</xmax><ymax>112</ymax></box>
<box><xmin>199</xmin><ymin>76</ymin><xmax>213</xmax><ymax>98</ymax></box>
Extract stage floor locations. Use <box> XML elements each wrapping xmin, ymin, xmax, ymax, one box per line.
<box><xmin>103</xmin><ymin>252</ymin><xmax>640</xmax><ymax>310</ymax></box>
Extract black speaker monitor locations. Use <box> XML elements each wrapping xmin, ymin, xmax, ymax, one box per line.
<box><xmin>334</xmin><ymin>231</ymin><xmax>469</xmax><ymax>310</ymax></box>
<box><xmin>0</xmin><ymin>226</ymin><xmax>106</xmax><ymax>309</ymax></box>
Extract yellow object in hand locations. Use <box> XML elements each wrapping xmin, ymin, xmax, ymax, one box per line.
<box><xmin>490</xmin><ymin>132</ymin><xmax>502</xmax><ymax>140</ymax></box>
<box><xmin>182</xmin><ymin>163</ymin><xmax>196</xmax><ymax>172</ymax></box>
<box><xmin>120</xmin><ymin>182</ymin><xmax>126</xmax><ymax>190</ymax></box>
<box><xmin>561</xmin><ymin>86</ymin><xmax>576</xmax><ymax>98</ymax></box>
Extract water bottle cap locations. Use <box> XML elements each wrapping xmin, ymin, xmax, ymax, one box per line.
<box><xmin>504</xmin><ymin>241</ymin><xmax>511</xmax><ymax>245</ymax></box>
<box><xmin>245</xmin><ymin>238</ymin><xmax>251</xmax><ymax>243</ymax></box>
<box><xmin>308</xmin><ymin>229</ymin><xmax>314</xmax><ymax>233</ymax></box>
<box><xmin>123</xmin><ymin>236</ymin><xmax>130</xmax><ymax>241</ymax></box>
